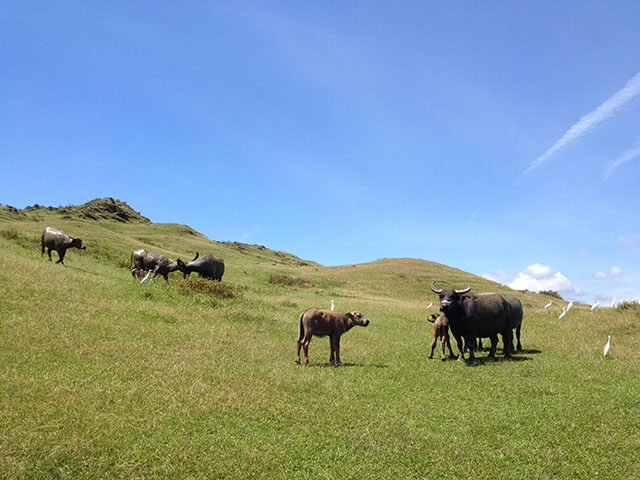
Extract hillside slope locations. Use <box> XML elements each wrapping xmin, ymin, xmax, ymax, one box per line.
<box><xmin>1</xmin><ymin>198</ymin><xmax>638</xmax><ymax>479</ymax></box>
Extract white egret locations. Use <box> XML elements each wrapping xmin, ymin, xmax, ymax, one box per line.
<box><xmin>603</xmin><ymin>335</ymin><xmax>611</xmax><ymax>356</ymax></box>
<box><xmin>567</xmin><ymin>301</ymin><xmax>574</xmax><ymax>312</ymax></box>
<box><xmin>559</xmin><ymin>307</ymin><xmax>566</xmax><ymax>320</ymax></box>
<box><xmin>610</xmin><ymin>298</ymin><xmax>617</xmax><ymax>307</ymax></box>
<box><xmin>426</xmin><ymin>302</ymin><xmax>433</xmax><ymax>309</ymax></box>
<box><xmin>330</xmin><ymin>299</ymin><xmax>335</xmax><ymax>311</ymax></box>
<box><xmin>590</xmin><ymin>301</ymin><xmax>600</xmax><ymax>311</ymax></box>
<box><xmin>544</xmin><ymin>301</ymin><xmax>552</xmax><ymax>309</ymax></box>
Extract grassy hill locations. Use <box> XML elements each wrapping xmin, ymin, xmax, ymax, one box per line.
<box><xmin>1</xmin><ymin>198</ymin><xmax>638</xmax><ymax>479</ymax></box>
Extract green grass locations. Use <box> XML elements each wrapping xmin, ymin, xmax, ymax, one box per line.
<box><xmin>0</xmin><ymin>201</ymin><xmax>638</xmax><ymax>479</ymax></box>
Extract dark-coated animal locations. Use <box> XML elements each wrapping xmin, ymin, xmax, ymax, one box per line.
<box><xmin>176</xmin><ymin>252</ymin><xmax>225</xmax><ymax>281</ymax></box>
<box><xmin>430</xmin><ymin>281</ymin><xmax>513</xmax><ymax>361</ymax></box>
<box><xmin>427</xmin><ymin>313</ymin><xmax>456</xmax><ymax>361</ymax></box>
<box><xmin>295</xmin><ymin>308</ymin><xmax>370</xmax><ymax>366</ymax></box>
<box><xmin>41</xmin><ymin>227</ymin><xmax>86</xmax><ymax>265</ymax></box>
<box><xmin>504</xmin><ymin>295</ymin><xmax>523</xmax><ymax>351</ymax></box>
<box><xmin>478</xmin><ymin>295</ymin><xmax>524</xmax><ymax>352</ymax></box>
<box><xmin>130</xmin><ymin>249</ymin><xmax>179</xmax><ymax>283</ymax></box>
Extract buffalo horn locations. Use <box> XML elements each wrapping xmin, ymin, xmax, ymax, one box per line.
<box><xmin>430</xmin><ymin>281</ymin><xmax>443</xmax><ymax>294</ymax></box>
<box><xmin>455</xmin><ymin>285</ymin><xmax>471</xmax><ymax>294</ymax></box>
<box><xmin>191</xmin><ymin>252</ymin><xmax>199</xmax><ymax>262</ymax></box>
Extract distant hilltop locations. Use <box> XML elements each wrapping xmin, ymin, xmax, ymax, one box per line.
<box><xmin>0</xmin><ymin>197</ymin><xmax>151</xmax><ymax>223</ymax></box>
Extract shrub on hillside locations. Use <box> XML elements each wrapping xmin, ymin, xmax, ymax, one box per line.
<box><xmin>268</xmin><ymin>274</ymin><xmax>313</xmax><ymax>288</ymax></box>
<box><xmin>616</xmin><ymin>300</ymin><xmax>640</xmax><ymax>313</ymax></box>
<box><xmin>539</xmin><ymin>290</ymin><xmax>564</xmax><ymax>300</ymax></box>
<box><xmin>178</xmin><ymin>277</ymin><xmax>234</xmax><ymax>298</ymax></box>
<box><xmin>0</xmin><ymin>228</ymin><xmax>19</xmax><ymax>240</ymax></box>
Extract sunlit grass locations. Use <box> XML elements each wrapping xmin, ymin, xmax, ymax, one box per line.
<box><xmin>0</xmin><ymin>208</ymin><xmax>638</xmax><ymax>479</ymax></box>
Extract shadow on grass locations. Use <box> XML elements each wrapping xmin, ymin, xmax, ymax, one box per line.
<box><xmin>309</xmin><ymin>362</ymin><xmax>389</xmax><ymax>369</ymax></box>
<box><xmin>464</xmin><ymin>355</ymin><xmax>533</xmax><ymax>366</ymax></box>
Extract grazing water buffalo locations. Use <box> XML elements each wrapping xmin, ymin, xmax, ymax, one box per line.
<box><xmin>130</xmin><ymin>249</ymin><xmax>179</xmax><ymax>283</ymax></box>
<box><xmin>430</xmin><ymin>281</ymin><xmax>513</xmax><ymax>361</ymax></box>
<box><xmin>295</xmin><ymin>308</ymin><xmax>370</xmax><ymax>366</ymax></box>
<box><xmin>427</xmin><ymin>313</ymin><xmax>456</xmax><ymax>361</ymax></box>
<box><xmin>41</xmin><ymin>227</ymin><xmax>86</xmax><ymax>265</ymax></box>
<box><xmin>176</xmin><ymin>252</ymin><xmax>225</xmax><ymax>281</ymax></box>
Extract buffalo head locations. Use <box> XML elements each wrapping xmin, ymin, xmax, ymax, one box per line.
<box><xmin>430</xmin><ymin>281</ymin><xmax>471</xmax><ymax>314</ymax></box>
<box><xmin>72</xmin><ymin>237</ymin><xmax>86</xmax><ymax>250</ymax></box>
<box><xmin>346</xmin><ymin>311</ymin><xmax>370</xmax><ymax>327</ymax></box>
<box><xmin>176</xmin><ymin>252</ymin><xmax>199</xmax><ymax>278</ymax></box>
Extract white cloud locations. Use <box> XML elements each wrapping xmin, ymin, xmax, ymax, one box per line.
<box><xmin>483</xmin><ymin>263</ymin><xmax>579</xmax><ymax>294</ymax></box>
<box><xmin>595</xmin><ymin>265</ymin><xmax>624</xmax><ymax>279</ymax></box>
<box><xmin>524</xmin><ymin>263</ymin><xmax>552</xmax><ymax>278</ymax></box>
<box><xmin>617</xmin><ymin>236</ymin><xmax>640</xmax><ymax>248</ymax></box>
<box><xmin>524</xmin><ymin>71</ymin><xmax>640</xmax><ymax>175</ymax></box>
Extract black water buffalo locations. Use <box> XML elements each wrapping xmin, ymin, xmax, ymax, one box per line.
<box><xmin>295</xmin><ymin>309</ymin><xmax>370</xmax><ymax>366</ymax></box>
<box><xmin>504</xmin><ymin>295</ymin><xmax>523</xmax><ymax>351</ymax></box>
<box><xmin>427</xmin><ymin>313</ymin><xmax>456</xmax><ymax>361</ymax></box>
<box><xmin>130</xmin><ymin>249</ymin><xmax>179</xmax><ymax>283</ymax></box>
<box><xmin>176</xmin><ymin>252</ymin><xmax>224</xmax><ymax>281</ymax></box>
<box><xmin>478</xmin><ymin>295</ymin><xmax>524</xmax><ymax>352</ymax></box>
<box><xmin>41</xmin><ymin>227</ymin><xmax>86</xmax><ymax>265</ymax></box>
<box><xmin>430</xmin><ymin>281</ymin><xmax>513</xmax><ymax>361</ymax></box>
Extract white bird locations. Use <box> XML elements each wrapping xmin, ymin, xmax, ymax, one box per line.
<box><xmin>330</xmin><ymin>299</ymin><xmax>335</xmax><ymax>311</ymax></box>
<box><xmin>567</xmin><ymin>301</ymin><xmax>574</xmax><ymax>312</ymax></box>
<box><xmin>544</xmin><ymin>301</ymin><xmax>552</xmax><ymax>309</ymax></box>
<box><xmin>603</xmin><ymin>335</ymin><xmax>611</xmax><ymax>356</ymax></box>
<box><xmin>558</xmin><ymin>307</ymin><xmax>566</xmax><ymax>320</ymax></box>
<box><xmin>610</xmin><ymin>298</ymin><xmax>617</xmax><ymax>307</ymax></box>
<box><xmin>426</xmin><ymin>302</ymin><xmax>433</xmax><ymax>309</ymax></box>
<box><xmin>590</xmin><ymin>301</ymin><xmax>600</xmax><ymax>311</ymax></box>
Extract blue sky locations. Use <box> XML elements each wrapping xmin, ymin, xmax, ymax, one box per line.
<box><xmin>2</xmin><ymin>1</ymin><xmax>640</xmax><ymax>304</ymax></box>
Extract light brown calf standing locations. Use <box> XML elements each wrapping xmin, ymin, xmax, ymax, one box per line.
<box><xmin>295</xmin><ymin>308</ymin><xmax>370</xmax><ymax>366</ymax></box>
<box><xmin>427</xmin><ymin>313</ymin><xmax>456</xmax><ymax>361</ymax></box>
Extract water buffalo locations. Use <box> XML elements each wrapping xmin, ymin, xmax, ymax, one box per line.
<box><xmin>176</xmin><ymin>252</ymin><xmax>225</xmax><ymax>281</ymax></box>
<box><xmin>130</xmin><ymin>249</ymin><xmax>179</xmax><ymax>283</ymax></box>
<box><xmin>41</xmin><ymin>227</ymin><xmax>86</xmax><ymax>265</ymax></box>
<box><xmin>295</xmin><ymin>308</ymin><xmax>370</xmax><ymax>366</ymax></box>
<box><xmin>430</xmin><ymin>281</ymin><xmax>513</xmax><ymax>361</ymax></box>
<box><xmin>504</xmin><ymin>295</ymin><xmax>523</xmax><ymax>351</ymax></box>
<box><xmin>427</xmin><ymin>313</ymin><xmax>456</xmax><ymax>361</ymax></box>
<box><xmin>478</xmin><ymin>295</ymin><xmax>524</xmax><ymax>352</ymax></box>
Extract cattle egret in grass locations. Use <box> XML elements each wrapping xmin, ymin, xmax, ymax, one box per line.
<box><xmin>141</xmin><ymin>270</ymin><xmax>152</xmax><ymax>284</ymax></box>
<box><xmin>604</xmin><ymin>335</ymin><xmax>611</xmax><ymax>356</ymax></box>
<box><xmin>544</xmin><ymin>301</ymin><xmax>552</xmax><ymax>309</ymax></box>
<box><xmin>330</xmin><ymin>299</ymin><xmax>334</xmax><ymax>311</ymax></box>
<box><xmin>567</xmin><ymin>301</ymin><xmax>574</xmax><ymax>312</ymax></box>
<box><xmin>559</xmin><ymin>307</ymin><xmax>566</xmax><ymax>320</ymax></box>
<box><xmin>610</xmin><ymin>298</ymin><xmax>617</xmax><ymax>307</ymax></box>
<box><xmin>426</xmin><ymin>302</ymin><xmax>433</xmax><ymax>309</ymax></box>
<box><xmin>591</xmin><ymin>301</ymin><xmax>600</xmax><ymax>311</ymax></box>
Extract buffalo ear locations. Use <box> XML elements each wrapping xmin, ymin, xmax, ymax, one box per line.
<box><xmin>428</xmin><ymin>314</ymin><xmax>437</xmax><ymax>323</ymax></box>
<box><xmin>345</xmin><ymin>312</ymin><xmax>354</xmax><ymax>320</ymax></box>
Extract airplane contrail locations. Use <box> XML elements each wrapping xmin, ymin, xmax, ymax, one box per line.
<box><xmin>524</xmin><ymin>71</ymin><xmax>640</xmax><ymax>175</ymax></box>
<box><xmin>603</xmin><ymin>143</ymin><xmax>640</xmax><ymax>180</ymax></box>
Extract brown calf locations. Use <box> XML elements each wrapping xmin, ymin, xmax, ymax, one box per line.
<box><xmin>295</xmin><ymin>308</ymin><xmax>370</xmax><ymax>366</ymax></box>
<box><xmin>427</xmin><ymin>313</ymin><xmax>456</xmax><ymax>361</ymax></box>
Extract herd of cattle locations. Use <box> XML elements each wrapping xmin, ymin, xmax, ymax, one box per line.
<box><xmin>41</xmin><ymin>226</ymin><xmax>524</xmax><ymax>365</ymax></box>
<box><xmin>41</xmin><ymin>226</ymin><xmax>224</xmax><ymax>281</ymax></box>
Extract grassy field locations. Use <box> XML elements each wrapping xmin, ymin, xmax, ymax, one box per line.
<box><xmin>1</xmin><ymin>199</ymin><xmax>638</xmax><ymax>479</ymax></box>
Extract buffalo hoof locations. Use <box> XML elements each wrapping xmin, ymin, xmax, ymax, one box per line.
<box><xmin>295</xmin><ymin>359</ymin><xmax>301</xmax><ymax>365</ymax></box>
<box><xmin>441</xmin><ymin>357</ymin><xmax>446</xmax><ymax>361</ymax></box>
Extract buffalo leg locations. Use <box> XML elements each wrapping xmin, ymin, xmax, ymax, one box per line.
<box><xmin>445</xmin><ymin>335</ymin><xmax>455</xmax><ymax>359</ymax></box>
<box><xmin>440</xmin><ymin>335</ymin><xmax>447</xmax><ymax>361</ymax></box>
<box><xmin>454</xmin><ymin>335</ymin><xmax>465</xmax><ymax>361</ymax></box>
<box><xmin>333</xmin><ymin>335</ymin><xmax>342</xmax><ymax>366</ymax></box>
<box><xmin>503</xmin><ymin>330</ymin><xmax>512</xmax><ymax>358</ymax></box>
<box><xmin>329</xmin><ymin>336</ymin><xmax>336</xmax><ymax>364</ymax></box>
<box><xmin>488</xmin><ymin>335</ymin><xmax>498</xmax><ymax>357</ymax></box>
<box><xmin>47</xmin><ymin>248</ymin><xmax>53</xmax><ymax>261</ymax></box>
<box><xmin>295</xmin><ymin>335</ymin><xmax>303</xmax><ymax>364</ymax></box>
<box><xmin>56</xmin><ymin>249</ymin><xmax>66</xmax><ymax>265</ymax></box>
<box><xmin>515</xmin><ymin>325</ymin><xmax>522</xmax><ymax>351</ymax></box>
<box><xmin>429</xmin><ymin>336</ymin><xmax>437</xmax><ymax>359</ymax></box>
